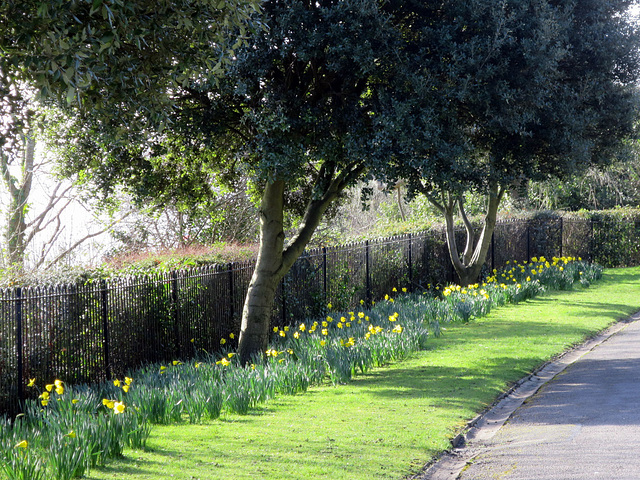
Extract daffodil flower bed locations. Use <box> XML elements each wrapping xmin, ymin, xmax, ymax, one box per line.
<box><xmin>0</xmin><ymin>256</ymin><xmax>600</xmax><ymax>480</ymax></box>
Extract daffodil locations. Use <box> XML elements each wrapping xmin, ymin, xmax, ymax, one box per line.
<box><xmin>172</xmin><ymin>360</ymin><xmax>183</xmax><ymax>366</ymax></box>
<box><xmin>27</xmin><ymin>378</ymin><xmax>36</xmax><ymax>387</ymax></box>
<box><xmin>113</xmin><ymin>379</ymin><xmax>121</xmax><ymax>387</ymax></box>
<box><xmin>293</xmin><ymin>332</ymin><xmax>300</xmax><ymax>339</ymax></box>
<box><xmin>55</xmin><ymin>385</ymin><xmax>64</xmax><ymax>395</ymax></box>
<box><xmin>279</xmin><ymin>330</ymin><xmax>286</xmax><ymax>337</ymax></box>
<box><xmin>299</xmin><ymin>323</ymin><xmax>306</xmax><ymax>331</ymax></box>
<box><xmin>122</xmin><ymin>385</ymin><xmax>130</xmax><ymax>393</ymax></box>
<box><xmin>216</xmin><ymin>357</ymin><xmax>231</xmax><ymax>366</ymax></box>
<box><xmin>273</xmin><ymin>326</ymin><xmax>279</xmax><ymax>333</ymax></box>
<box><xmin>45</xmin><ymin>383</ymin><xmax>54</xmax><ymax>392</ymax></box>
<box><xmin>113</xmin><ymin>401</ymin><xmax>125</xmax><ymax>414</ymax></box>
<box><xmin>220</xmin><ymin>338</ymin><xmax>227</xmax><ymax>345</ymax></box>
<box><xmin>66</xmin><ymin>430</ymin><xmax>76</xmax><ymax>438</ymax></box>
<box><xmin>229</xmin><ymin>333</ymin><xmax>235</xmax><ymax>339</ymax></box>
<box><xmin>125</xmin><ymin>377</ymin><xmax>133</xmax><ymax>385</ymax></box>
<box><xmin>327</xmin><ymin>303</ymin><xmax>332</xmax><ymax>309</ymax></box>
<box><xmin>71</xmin><ymin>399</ymin><xmax>79</xmax><ymax>404</ymax></box>
<box><xmin>320</xmin><ymin>340</ymin><xmax>327</xmax><ymax>346</ymax></box>
<box><xmin>15</xmin><ymin>440</ymin><xmax>28</xmax><ymax>449</ymax></box>
<box><xmin>322</xmin><ymin>328</ymin><xmax>328</xmax><ymax>336</ymax></box>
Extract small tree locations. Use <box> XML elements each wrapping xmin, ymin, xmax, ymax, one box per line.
<box><xmin>380</xmin><ymin>0</ymin><xmax>640</xmax><ymax>285</ymax></box>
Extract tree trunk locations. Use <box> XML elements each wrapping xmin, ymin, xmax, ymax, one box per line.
<box><xmin>438</xmin><ymin>184</ymin><xmax>504</xmax><ymax>286</ymax></box>
<box><xmin>1</xmin><ymin>134</ymin><xmax>34</xmax><ymax>269</ymax></box>
<box><xmin>237</xmin><ymin>163</ymin><xmax>362</xmax><ymax>364</ymax></box>
<box><xmin>238</xmin><ymin>180</ymin><xmax>287</xmax><ymax>364</ymax></box>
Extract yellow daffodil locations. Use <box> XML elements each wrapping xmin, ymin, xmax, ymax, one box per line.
<box><xmin>216</xmin><ymin>357</ymin><xmax>231</xmax><ymax>366</ymax></box>
<box><xmin>360</xmin><ymin>299</ymin><xmax>365</xmax><ymax>305</ymax></box>
<box><xmin>66</xmin><ymin>430</ymin><xmax>76</xmax><ymax>438</ymax></box>
<box><xmin>55</xmin><ymin>385</ymin><xmax>64</xmax><ymax>395</ymax></box>
<box><xmin>220</xmin><ymin>338</ymin><xmax>227</xmax><ymax>345</ymax></box>
<box><xmin>27</xmin><ymin>378</ymin><xmax>36</xmax><ymax>387</ymax></box>
<box><xmin>113</xmin><ymin>402</ymin><xmax>125</xmax><ymax>414</ymax></box>
<box><xmin>15</xmin><ymin>440</ymin><xmax>28</xmax><ymax>449</ymax></box>
<box><xmin>71</xmin><ymin>399</ymin><xmax>79</xmax><ymax>404</ymax></box>
<box><xmin>320</xmin><ymin>340</ymin><xmax>326</xmax><ymax>346</ymax></box>
<box><xmin>39</xmin><ymin>391</ymin><xmax>49</xmax><ymax>400</ymax></box>
<box><xmin>103</xmin><ymin>399</ymin><xmax>115</xmax><ymax>409</ymax></box>
<box><xmin>113</xmin><ymin>379</ymin><xmax>121</xmax><ymax>387</ymax></box>
<box><xmin>322</xmin><ymin>328</ymin><xmax>328</xmax><ymax>336</ymax></box>
<box><xmin>122</xmin><ymin>385</ymin><xmax>130</xmax><ymax>393</ymax></box>
<box><xmin>279</xmin><ymin>330</ymin><xmax>286</xmax><ymax>337</ymax></box>
<box><xmin>358</xmin><ymin>312</ymin><xmax>365</xmax><ymax>318</ymax></box>
<box><xmin>299</xmin><ymin>323</ymin><xmax>306</xmax><ymax>331</ymax></box>
<box><xmin>294</xmin><ymin>332</ymin><xmax>300</xmax><ymax>339</ymax></box>
<box><xmin>45</xmin><ymin>384</ymin><xmax>54</xmax><ymax>392</ymax></box>
<box><xmin>229</xmin><ymin>333</ymin><xmax>235</xmax><ymax>339</ymax></box>
<box><xmin>41</xmin><ymin>399</ymin><xmax>49</xmax><ymax>406</ymax></box>
<box><xmin>392</xmin><ymin>325</ymin><xmax>403</xmax><ymax>333</ymax></box>
<box><xmin>327</xmin><ymin>303</ymin><xmax>332</xmax><ymax>309</ymax></box>
<box><xmin>190</xmin><ymin>338</ymin><xmax>195</xmax><ymax>343</ymax></box>
<box><xmin>402</xmin><ymin>287</ymin><xmax>407</xmax><ymax>293</ymax></box>
<box><xmin>337</xmin><ymin>322</ymin><xmax>343</xmax><ymax>329</ymax></box>
<box><xmin>125</xmin><ymin>377</ymin><xmax>133</xmax><ymax>385</ymax></box>
<box><xmin>273</xmin><ymin>326</ymin><xmax>279</xmax><ymax>333</ymax></box>
<box><xmin>54</xmin><ymin>379</ymin><xmax>63</xmax><ymax>387</ymax></box>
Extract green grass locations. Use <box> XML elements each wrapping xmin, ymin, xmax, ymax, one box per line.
<box><xmin>85</xmin><ymin>267</ymin><xmax>640</xmax><ymax>480</ymax></box>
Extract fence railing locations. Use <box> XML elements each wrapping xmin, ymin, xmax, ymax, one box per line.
<box><xmin>1</xmin><ymin>216</ymin><xmax>638</xmax><ymax>414</ymax></box>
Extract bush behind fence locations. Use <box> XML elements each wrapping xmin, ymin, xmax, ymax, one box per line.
<box><xmin>0</xmin><ymin>217</ymin><xmax>636</xmax><ymax>414</ymax></box>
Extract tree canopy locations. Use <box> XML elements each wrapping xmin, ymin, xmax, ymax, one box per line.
<box><xmin>377</xmin><ymin>0</ymin><xmax>640</xmax><ymax>285</ymax></box>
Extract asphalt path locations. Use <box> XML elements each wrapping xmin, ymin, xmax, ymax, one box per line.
<box><xmin>419</xmin><ymin>311</ymin><xmax>640</xmax><ymax>480</ymax></box>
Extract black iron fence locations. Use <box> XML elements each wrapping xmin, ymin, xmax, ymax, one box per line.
<box><xmin>1</xmin><ymin>217</ymin><xmax>639</xmax><ymax>414</ymax></box>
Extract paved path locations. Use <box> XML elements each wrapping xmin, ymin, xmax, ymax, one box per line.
<box><xmin>420</xmin><ymin>311</ymin><xmax>640</xmax><ymax>480</ymax></box>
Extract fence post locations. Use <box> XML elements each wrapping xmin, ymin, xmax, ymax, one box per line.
<box><xmin>322</xmin><ymin>247</ymin><xmax>327</xmax><ymax>305</ymax></box>
<box><xmin>490</xmin><ymin>230</ymin><xmax>495</xmax><ymax>271</ymax></box>
<box><xmin>282</xmin><ymin>277</ymin><xmax>287</xmax><ymax>325</ymax></box>
<box><xmin>559</xmin><ymin>217</ymin><xmax>564</xmax><ymax>258</ymax></box>
<box><xmin>228</xmin><ymin>264</ymin><xmax>235</xmax><ymax>323</ymax></box>
<box><xmin>15</xmin><ymin>287</ymin><xmax>23</xmax><ymax>406</ymax></box>
<box><xmin>407</xmin><ymin>234</ymin><xmax>413</xmax><ymax>292</ymax></box>
<box><xmin>100</xmin><ymin>280</ymin><xmax>111</xmax><ymax>380</ymax></box>
<box><xmin>171</xmin><ymin>271</ymin><xmax>180</xmax><ymax>359</ymax></box>
<box><xmin>365</xmin><ymin>241</ymin><xmax>371</xmax><ymax>304</ymax></box>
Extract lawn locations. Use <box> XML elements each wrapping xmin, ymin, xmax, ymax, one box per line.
<box><xmin>84</xmin><ymin>267</ymin><xmax>640</xmax><ymax>480</ymax></box>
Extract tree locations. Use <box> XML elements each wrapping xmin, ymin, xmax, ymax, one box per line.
<box><xmin>379</xmin><ymin>0</ymin><xmax>640</xmax><ymax>285</ymax></box>
<box><xmin>43</xmin><ymin>0</ymin><xmax>407</xmax><ymax>362</ymax></box>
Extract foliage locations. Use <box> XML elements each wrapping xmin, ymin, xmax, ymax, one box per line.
<box><xmin>1</xmin><ymin>0</ymin><xmax>263</xmax><ymax>123</ymax></box>
<box><xmin>376</xmin><ymin>0</ymin><xmax>640</xmax><ymax>285</ymax></box>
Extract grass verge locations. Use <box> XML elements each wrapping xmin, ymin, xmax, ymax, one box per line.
<box><xmin>84</xmin><ymin>267</ymin><xmax>640</xmax><ymax>480</ymax></box>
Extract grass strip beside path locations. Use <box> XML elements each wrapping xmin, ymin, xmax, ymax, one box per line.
<box><xmin>87</xmin><ymin>267</ymin><xmax>640</xmax><ymax>480</ymax></box>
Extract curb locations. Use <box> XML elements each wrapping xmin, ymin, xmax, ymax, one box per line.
<box><xmin>412</xmin><ymin>310</ymin><xmax>640</xmax><ymax>480</ymax></box>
